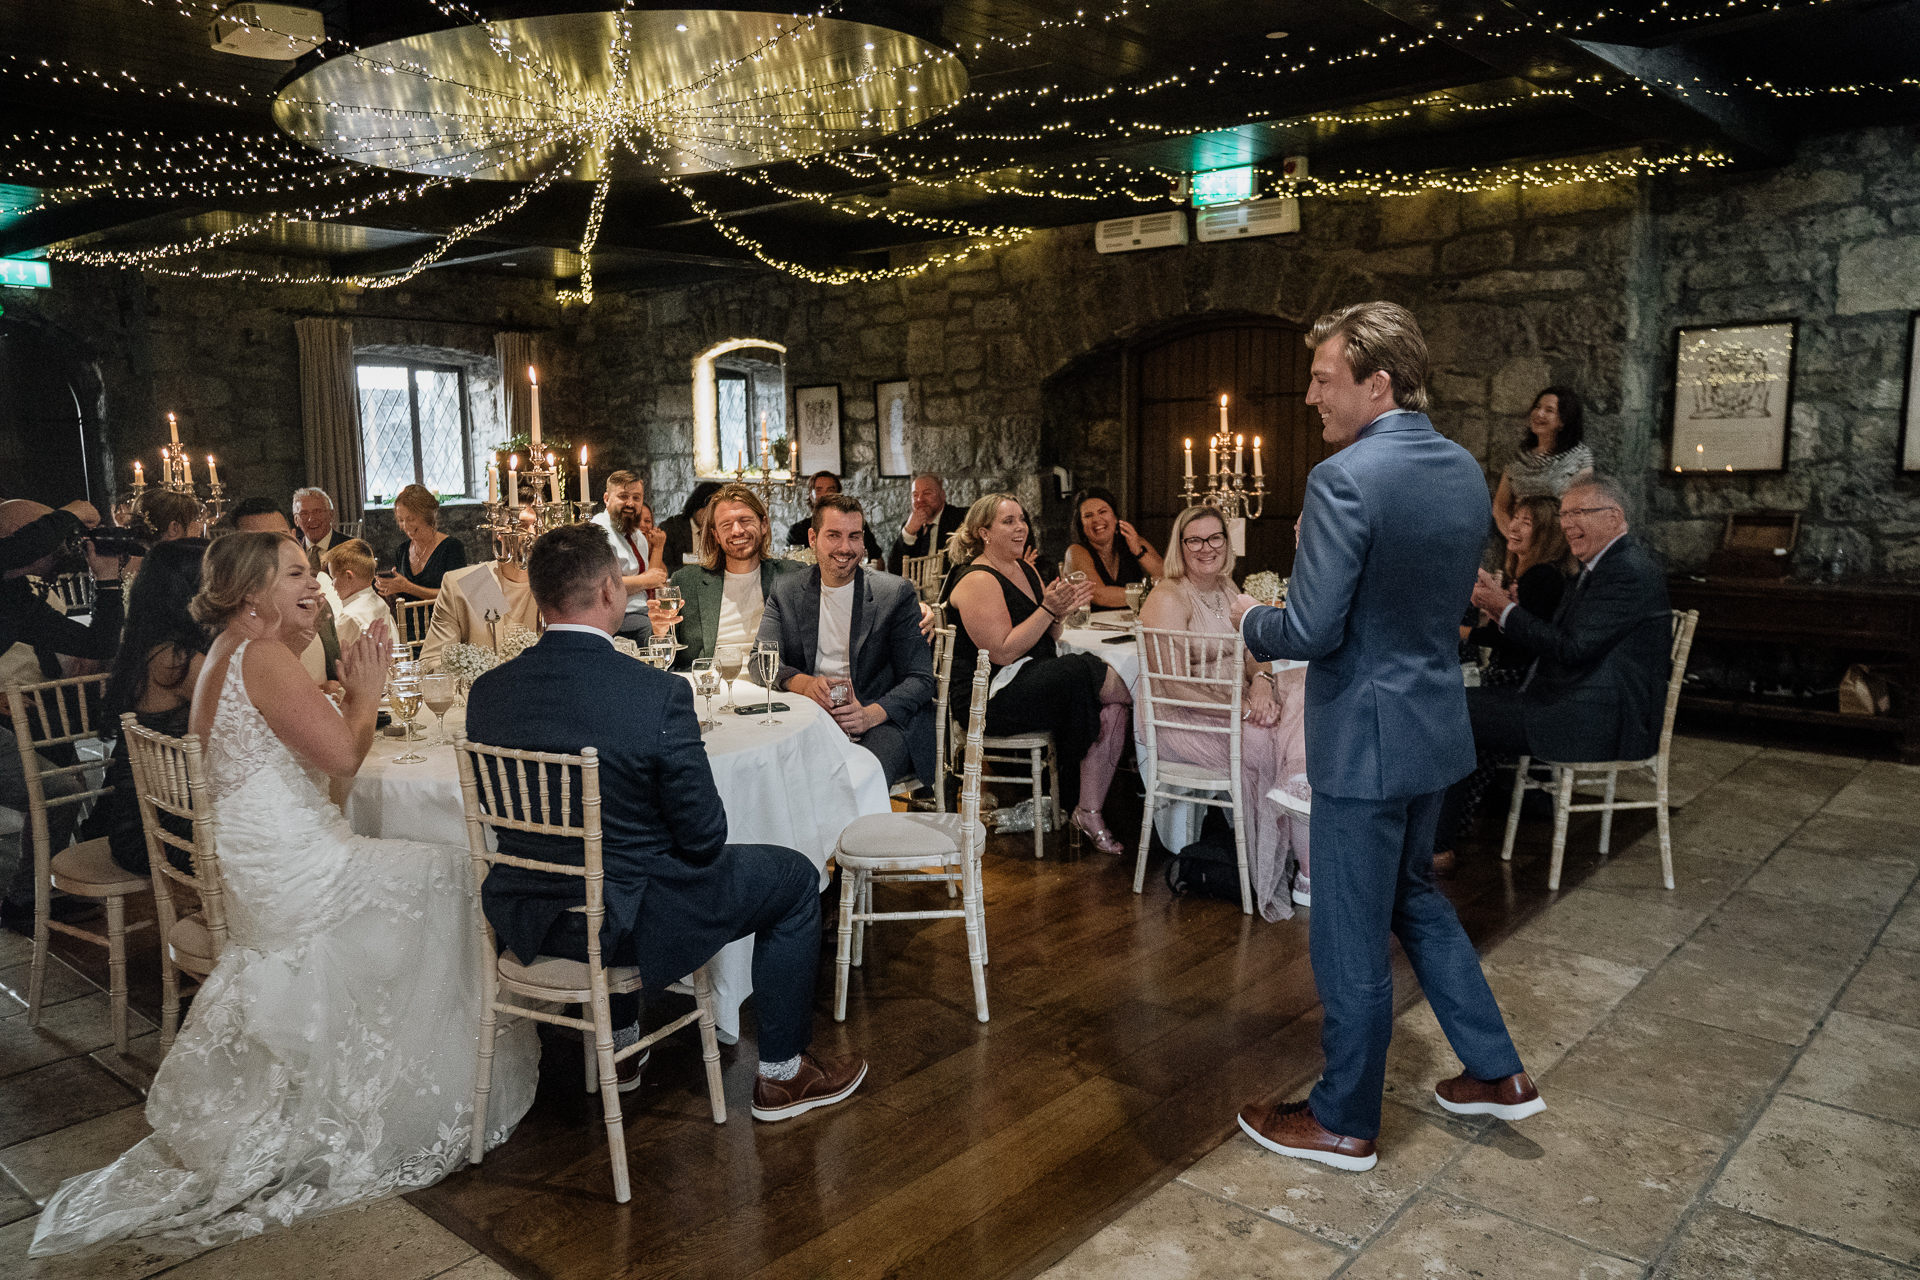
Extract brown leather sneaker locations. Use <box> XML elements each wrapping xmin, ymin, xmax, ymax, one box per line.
<box><xmin>751</xmin><ymin>1052</ymin><xmax>869</xmax><ymax>1121</ymax></box>
<box><xmin>614</xmin><ymin>1046</ymin><xmax>650</xmax><ymax>1094</ymax></box>
<box><xmin>1237</xmin><ymin>1100</ymin><xmax>1378</xmax><ymax>1171</ymax></box>
<box><xmin>1434</xmin><ymin>1070</ymin><xmax>1545</xmax><ymax>1121</ymax></box>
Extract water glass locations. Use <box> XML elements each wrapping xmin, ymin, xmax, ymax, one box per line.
<box><xmin>1066</xmin><ymin>570</ymin><xmax>1092</xmax><ymax>629</ymax></box>
<box><xmin>1124</xmin><ymin>580</ymin><xmax>1145</xmax><ymax>618</ymax></box>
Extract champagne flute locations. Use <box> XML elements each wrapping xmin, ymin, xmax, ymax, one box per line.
<box><xmin>388</xmin><ymin>679</ymin><xmax>425</xmax><ymax>764</ymax></box>
<box><xmin>753</xmin><ymin>642</ymin><xmax>782</xmax><ymax>725</ymax></box>
<box><xmin>715</xmin><ymin>643</ymin><xmax>747</xmax><ymax>710</ymax></box>
<box><xmin>420</xmin><ymin>673</ymin><xmax>457</xmax><ymax>745</ymax></box>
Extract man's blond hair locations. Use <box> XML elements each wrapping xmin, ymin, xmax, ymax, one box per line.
<box><xmin>1307</xmin><ymin>301</ymin><xmax>1431</xmax><ymax>413</ymax></box>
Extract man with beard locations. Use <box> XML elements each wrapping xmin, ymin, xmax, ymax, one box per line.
<box><xmin>591</xmin><ymin>471</ymin><xmax>670</xmax><ymax>641</ymax></box>
<box><xmin>758</xmin><ymin>495</ymin><xmax>936</xmax><ymax>790</ymax></box>
<box><xmin>666</xmin><ymin>484</ymin><xmax>801</xmax><ymax>668</ymax></box>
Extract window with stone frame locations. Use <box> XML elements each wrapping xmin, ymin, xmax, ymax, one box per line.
<box><xmin>356</xmin><ymin>359</ymin><xmax>473</xmax><ymax>502</ymax></box>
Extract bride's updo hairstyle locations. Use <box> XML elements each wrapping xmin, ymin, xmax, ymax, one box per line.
<box><xmin>190</xmin><ymin>531</ymin><xmax>290</xmax><ymax>631</ymax></box>
<box><xmin>946</xmin><ymin>492</ymin><xmax>1023</xmax><ymax>565</ymax></box>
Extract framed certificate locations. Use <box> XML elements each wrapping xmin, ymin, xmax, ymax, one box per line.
<box><xmin>1669</xmin><ymin>320</ymin><xmax>1796</xmax><ymax>474</ymax></box>
<box><xmin>793</xmin><ymin>383</ymin><xmax>842</xmax><ymax>476</ymax></box>
<box><xmin>874</xmin><ymin>378</ymin><xmax>913</xmax><ymax>478</ymax></box>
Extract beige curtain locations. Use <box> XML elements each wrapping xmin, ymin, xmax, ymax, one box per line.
<box><xmin>494</xmin><ymin>332</ymin><xmax>537</xmax><ymax>446</ymax></box>
<box><xmin>296</xmin><ymin>318</ymin><xmax>365</xmax><ymax>514</ymax></box>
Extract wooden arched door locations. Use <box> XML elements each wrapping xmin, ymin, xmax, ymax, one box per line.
<box><xmin>1129</xmin><ymin>317</ymin><xmax>1330</xmax><ymax>577</ymax></box>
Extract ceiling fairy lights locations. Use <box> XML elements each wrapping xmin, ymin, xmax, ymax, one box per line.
<box><xmin>16</xmin><ymin>0</ymin><xmax>1916</xmax><ymax>292</ymax></box>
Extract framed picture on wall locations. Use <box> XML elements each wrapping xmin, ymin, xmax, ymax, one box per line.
<box><xmin>1668</xmin><ymin>320</ymin><xmax>1797</xmax><ymax>473</ymax></box>
<box><xmin>793</xmin><ymin>384</ymin><xmax>842</xmax><ymax>476</ymax></box>
<box><xmin>874</xmin><ymin>379</ymin><xmax>912</xmax><ymax>478</ymax></box>
<box><xmin>1900</xmin><ymin>312</ymin><xmax>1920</xmax><ymax>473</ymax></box>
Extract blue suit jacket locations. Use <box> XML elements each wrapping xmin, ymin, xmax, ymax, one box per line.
<box><xmin>464</xmin><ymin>630</ymin><xmax>732</xmax><ymax>972</ymax></box>
<box><xmin>1241</xmin><ymin>412</ymin><xmax>1486</xmax><ymax>800</ymax></box>
<box><xmin>757</xmin><ymin>566</ymin><xmax>938</xmax><ymax>785</ymax></box>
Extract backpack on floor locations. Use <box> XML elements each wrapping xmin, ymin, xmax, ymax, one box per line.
<box><xmin>1164</xmin><ymin>808</ymin><xmax>1243</xmax><ymax>904</ymax></box>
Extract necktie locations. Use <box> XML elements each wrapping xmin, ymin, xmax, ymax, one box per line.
<box><xmin>625</xmin><ymin>533</ymin><xmax>650</xmax><ymax>603</ymax></box>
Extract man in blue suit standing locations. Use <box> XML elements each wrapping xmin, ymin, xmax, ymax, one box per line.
<box><xmin>467</xmin><ymin>523</ymin><xmax>867</xmax><ymax>1122</ymax></box>
<box><xmin>1229</xmin><ymin>302</ymin><xmax>1543</xmax><ymax>1171</ymax></box>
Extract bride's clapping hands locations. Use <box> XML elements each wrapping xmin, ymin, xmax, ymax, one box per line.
<box><xmin>337</xmin><ymin>618</ymin><xmax>393</xmax><ymax>706</ymax></box>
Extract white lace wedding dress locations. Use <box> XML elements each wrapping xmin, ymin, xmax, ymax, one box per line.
<box><xmin>31</xmin><ymin>640</ymin><xmax>539</xmax><ymax>1256</ymax></box>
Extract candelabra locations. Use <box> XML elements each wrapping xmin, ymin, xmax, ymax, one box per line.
<box><xmin>1180</xmin><ymin>396</ymin><xmax>1266</xmax><ymax>522</ymax></box>
<box><xmin>481</xmin><ymin>459</ymin><xmax>590</xmax><ymax>563</ymax></box>
<box><xmin>127</xmin><ymin>413</ymin><xmax>229</xmax><ymax>525</ymax></box>
<box><xmin>726</xmin><ymin>412</ymin><xmax>802</xmax><ymax>514</ymax></box>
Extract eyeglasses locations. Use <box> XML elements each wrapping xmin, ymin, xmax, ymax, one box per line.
<box><xmin>1558</xmin><ymin>506</ymin><xmax>1620</xmax><ymax>523</ymax></box>
<box><xmin>1182</xmin><ymin>532</ymin><xmax>1228</xmax><ymax>551</ymax></box>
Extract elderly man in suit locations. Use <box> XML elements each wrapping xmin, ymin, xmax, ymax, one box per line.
<box><xmin>292</xmin><ymin>488</ymin><xmax>342</xmax><ymax>573</ymax></box>
<box><xmin>758</xmin><ymin>494</ymin><xmax>937</xmax><ymax>790</ymax></box>
<box><xmin>1228</xmin><ymin>301</ymin><xmax>1542</xmax><ymax>1172</ymax></box>
<box><xmin>466</xmin><ymin>523</ymin><xmax>867</xmax><ymax>1118</ymax></box>
<box><xmin>1436</xmin><ymin>476</ymin><xmax>1672</xmax><ymax>857</ymax></box>
<box><xmin>886</xmin><ymin>473</ymin><xmax>964</xmax><ymax>575</ymax></box>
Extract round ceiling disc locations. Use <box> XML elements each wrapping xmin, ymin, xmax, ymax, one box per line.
<box><xmin>272</xmin><ymin>10</ymin><xmax>968</xmax><ymax>182</ymax></box>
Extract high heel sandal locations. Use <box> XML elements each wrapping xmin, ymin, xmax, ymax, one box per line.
<box><xmin>1070</xmin><ymin>808</ymin><xmax>1123</xmax><ymax>855</ymax></box>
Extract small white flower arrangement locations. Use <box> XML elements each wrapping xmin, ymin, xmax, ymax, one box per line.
<box><xmin>440</xmin><ymin>643</ymin><xmax>498</xmax><ymax>683</ymax></box>
<box><xmin>783</xmin><ymin>545</ymin><xmax>818</xmax><ymax>565</ymax></box>
<box><xmin>1241</xmin><ymin>571</ymin><xmax>1288</xmax><ymax>605</ymax></box>
<box><xmin>497</xmin><ymin>626</ymin><xmax>539</xmax><ymax>661</ymax></box>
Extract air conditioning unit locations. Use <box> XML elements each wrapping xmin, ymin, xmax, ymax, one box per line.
<box><xmin>1095</xmin><ymin>211</ymin><xmax>1189</xmax><ymax>254</ymax></box>
<box><xmin>1195</xmin><ymin>196</ymin><xmax>1300</xmax><ymax>243</ymax></box>
<box><xmin>210</xmin><ymin>4</ymin><xmax>324</xmax><ymax>59</ymax></box>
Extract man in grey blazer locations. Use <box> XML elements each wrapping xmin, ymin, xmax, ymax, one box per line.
<box><xmin>758</xmin><ymin>495</ymin><xmax>938</xmax><ymax>789</ymax></box>
<box><xmin>1229</xmin><ymin>302</ymin><xmax>1542</xmax><ymax>1172</ymax></box>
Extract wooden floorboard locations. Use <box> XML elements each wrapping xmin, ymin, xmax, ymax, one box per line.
<box><xmin>34</xmin><ymin>783</ymin><xmax>1644</xmax><ymax>1280</ymax></box>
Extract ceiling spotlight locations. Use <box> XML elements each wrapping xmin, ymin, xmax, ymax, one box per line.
<box><xmin>1265</xmin><ymin>30</ymin><xmax>1288</xmax><ymax>38</ymax></box>
<box><xmin>675</xmin><ymin>23</ymin><xmax>687</xmax><ymax>31</ymax></box>
<box><xmin>864</xmin><ymin>42</ymin><xmax>875</xmax><ymax>50</ymax></box>
<box><xmin>501</xmin><ymin>261</ymin><xmax>518</xmax><ymax>267</ymax></box>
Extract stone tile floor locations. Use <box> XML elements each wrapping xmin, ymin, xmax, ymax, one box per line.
<box><xmin>0</xmin><ymin>734</ymin><xmax>1912</xmax><ymax>1279</ymax></box>
<box><xmin>1045</xmin><ymin>740</ymin><xmax>1920</xmax><ymax>1280</ymax></box>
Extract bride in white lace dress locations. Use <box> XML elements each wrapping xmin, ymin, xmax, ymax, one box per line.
<box><xmin>32</xmin><ymin>533</ymin><xmax>538</xmax><ymax>1257</ymax></box>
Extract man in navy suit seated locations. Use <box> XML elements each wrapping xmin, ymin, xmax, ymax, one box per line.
<box><xmin>757</xmin><ymin>494</ymin><xmax>937</xmax><ymax>792</ymax></box>
<box><xmin>1437</xmin><ymin>474</ymin><xmax>1673</xmax><ymax>858</ymax></box>
<box><xmin>466</xmin><ymin>523</ymin><xmax>867</xmax><ymax>1121</ymax></box>
<box><xmin>1229</xmin><ymin>301</ymin><xmax>1541</xmax><ymax>1173</ymax></box>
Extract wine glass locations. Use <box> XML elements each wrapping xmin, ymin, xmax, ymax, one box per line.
<box><xmin>387</xmin><ymin>677</ymin><xmax>426</xmax><ymax>765</ymax></box>
<box><xmin>646</xmin><ymin>637</ymin><xmax>676</xmax><ymax>670</ymax></box>
<box><xmin>715</xmin><ymin>644</ymin><xmax>747</xmax><ymax>710</ymax></box>
<box><xmin>692</xmin><ymin>658</ymin><xmax>722</xmax><ymax>729</ymax></box>
<box><xmin>752</xmin><ymin>642</ymin><xmax>782</xmax><ymax>725</ymax></box>
<box><xmin>420</xmin><ymin>673</ymin><xmax>457</xmax><ymax>745</ymax></box>
<box><xmin>1124</xmin><ymin>580</ymin><xmax>1145</xmax><ymax>619</ymax></box>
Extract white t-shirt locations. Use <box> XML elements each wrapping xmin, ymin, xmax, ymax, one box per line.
<box><xmin>591</xmin><ymin>510</ymin><xmax>650</xmax><ymax>622</ymax></box>
<box><xmin>716</xmin><ymin>570</ymin><xmax>764</xmax><ymax>652</ymax></box>
<box><xmin>816</xmin><ymin>579</ymin><xmax>855</xmax><ymax>679</ymax></box>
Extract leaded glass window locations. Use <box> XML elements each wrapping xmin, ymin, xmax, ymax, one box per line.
<box><xmin>357</xmin><ymin>360</ymin><xmax>472</xmax><ymax>501</ymax></box>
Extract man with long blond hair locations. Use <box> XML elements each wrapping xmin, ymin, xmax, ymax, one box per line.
<box><xmin>1229</xmin><ymin>301</ymin><xmax>1541</xmax><ymax>1172</ymax></box>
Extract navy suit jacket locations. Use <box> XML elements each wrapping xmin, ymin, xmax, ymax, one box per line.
<box><xmin>464</xmin><ymin>629</ymin><xmax>731</xmax><ymax>973</ymax></box>
<box><xmin>757</xmin><ymin>566</ymin><xmax>938</xmax><ymax>785</ymax></box>
<box><xmin>1502</xmin><ymin>533</ymin><xmax>1672</xmax><ymax>763</ymax></box>
<box><xmin>1241</xmin><ymin>412</ymin><xmax>1486</xmax><ymax>800</ymax></box>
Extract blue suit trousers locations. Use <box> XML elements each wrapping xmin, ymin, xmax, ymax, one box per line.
<box><xmin>1306</xmin><ymin>790</ymin><xmax>1525</xmax><ymax>1139</ymax></box>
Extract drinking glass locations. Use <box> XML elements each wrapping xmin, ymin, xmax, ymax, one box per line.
<box><xmin>692</xmin><ymin>658</ymin><xmax>722</xmax><ymax>729</ymax></box>
<box><xmin>420</xmin><ymin>673</ymin><xmax>457</xmax><ymax>745</ymax></box>
<box><xmin>646</xmin><ymin>637</ymin><xmax>676</xmax><ymax>671</ymax></box>
<box><xmin>715</xmin><ymin>644</ymin><xmax>748</xmax><ymax>709</ymax></box>
<box><xmin>387</xmin><ymin>678</ymin><xmax>426</xmax><ymax>764</ymax></box>
<box><xmin>752</xmin><ymin>642</ymin><xmax>783</xmax><ymax>725</ymax></box>
<box><xmin>1124</xmin><ymin>580</ymin><xmax>1145</xmax><ymax>618</ymax></box>
<box><xmin>1066</xmin><ymin>570</ymin><xmax>1092</xmax><ymax>629</ymax></box>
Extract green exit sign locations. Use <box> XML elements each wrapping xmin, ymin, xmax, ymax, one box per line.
<box><xmin>1191</xmin><ymin>166</ymin><xmax>1256</xmax><ymax>207</ymax></box>
<box><xmin>0</xmin><ymin>258</ymin><xmax>49</xmax><ymax>289</ymax></box>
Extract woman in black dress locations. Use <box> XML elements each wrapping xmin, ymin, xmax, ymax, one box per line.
<box><xmin>1063</xmin><ymin>486</ymin><xmax>1164</xmax><ymax>610</ymax></box>
<box><xmin>946</xmin><ymin>494</ymin><xmax>1133</xmax><ymax>853</ymax></box>
<box><xmin>84</xmin><ymin>539</ymin><xmax>210</xmax><ymax>877</ymax></box>
<box><xmin>374</xmin><ymin>484</ymin><xmax>466</xmax><ymax>644</ymax></box>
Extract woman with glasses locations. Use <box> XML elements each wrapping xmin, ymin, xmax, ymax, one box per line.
<box><xmin>1138</xmin><ymin>507</ymin><xmax>1310</xmax><ymax>918</ymax></box>
<box><xmin>1063</xmin><ymin>486</ymin><xmax>1164</xmax><ymax>609</ymax></box>
<box><xmin>1491</xmin><ymin>387</ymin><xmax>1593</xmax><ymax>538</ymax></box>
<box><xmin>945</xmin><ymin>494</ymin><xmax>1132</xmax><ymax>853</ymax></box>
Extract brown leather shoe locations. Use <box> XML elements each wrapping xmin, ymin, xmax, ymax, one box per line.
<box><xmin>1237</xmin><ymin>1100</ymin><xmax>1378</xmax><ymax>1171</ymax></box>
<box><xmin>751</xmin><ymin>1052</ymin><xmax>869</xmax><ymax>1121</ymax></box>
<box><xmin>614</xmin><ymin>1046</ymin><xmax>650</xmax><ymax>1094</ymax></box>
<box><xmin>1434</xmin><ymin>1070</ymin><xmax>1545</xmax><ymax>1121</ymax></box>
<box><xmin>1431</xmin><ymin>849</ymin><xmax>1457</xmax><ymax>877</ymax></box>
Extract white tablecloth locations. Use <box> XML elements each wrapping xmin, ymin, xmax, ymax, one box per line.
<box><xmin>344</xmin><ymin>679</ymin><xmax>890</xmax><ymax>1041</ymax></box>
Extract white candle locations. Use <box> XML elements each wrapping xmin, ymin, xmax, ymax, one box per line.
<box><xmin>528</xmin><ymin>366</ymin><xmax>542</xmax><ymax>452</ymax></box>
<box><xmin>1209</xmin><ymin>439</ymin><xmax>1217</xmax><ymax>478</ymax></box>
<box><xmin>547</xmin><ymin>453</ymin><xmax>559</xmax><ymax>505</ymax></box>
<box><xmin>579</xmin><ymin>446</ymin><xmax>589</xmax><ymax>505</ymax></box>
<box><xmin>487</xmin><ymin>462</ymin><xmax>498</xmax><ymax>503</ymax></box>
<box><xmin>168</xmin><ymin>413</ymin><xmax>179</xmax><ymax>446</ymax></box>
<box><xmin>508</xmin><ymin>456</ymin><xmax>519</xmax><ymax>510</ymax></box>
<box><xmin>1235</xmin><ymin>434</ymin><xmax>1244</xmax><ymax>476</ymax></box>
<box><xmin>1252</xmin><ymin>436</ymin><xmax>1262</xmax><ymax>479</ymax></box>
<box><xmin>160</xmin><ymin>448</ymin><xmax>171</xmax><ymax>486</ymax></box>
<box><xmin>790</xmin><ymin>424</ymin><xmax>799</xmax><ymax>475</ymax></box>
<box><xmin>1183</xmin><ymin>438</ymin><xmax>1193</xmax><ymax>479</ymax></box>
<box><xmin>1219</xmin><ymin>394</ymin><xmax>1229</xmax><ymax>437</ymax></box>
<box><xmin>180</xmin><ymin>451</ymin><xmax>193</xmax><ymax>487</ymax></box>
<box><xmin>133</xmin><ymin>460</ymin><xmax>143</xmax><ymax>485</ymax></box>
<box><xmin>737</xmin><ymin>446</ymin><xmax>744</xmax><ymax>472</ymax></box>
<box><xmin>207</xmin><ymin>455</ymin><xmax>220</xmax><ymax>487</ymax></box>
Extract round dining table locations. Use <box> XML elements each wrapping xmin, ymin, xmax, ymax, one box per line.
<box><xmin>344</xmin><ymin>677</ymin><xmax>891</xmax><ymax>1043</ymax></box>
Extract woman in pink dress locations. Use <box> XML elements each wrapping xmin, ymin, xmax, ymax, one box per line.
<box><xmin>1137</xmin><ymin>506</ymin><xmax>1310</xmax><ymax>920</ymax></box>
